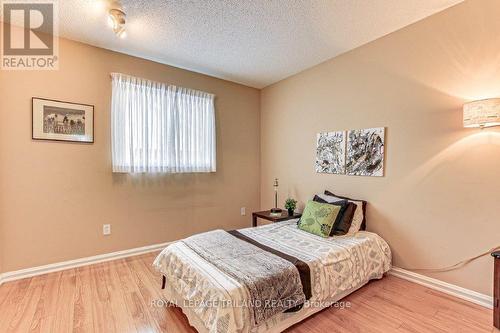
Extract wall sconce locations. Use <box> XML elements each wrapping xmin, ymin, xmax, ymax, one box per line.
<box><xmin>108</xmin><ymin>6</ymin><xmax>126</xmax><ymax>38</ymax></box>
<box><xmin>463</xmin><ymin>98</ymin><xmax>500</xmax><ymax>129</ymax></box>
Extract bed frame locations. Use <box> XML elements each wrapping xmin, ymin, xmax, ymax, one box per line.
<box><xmin>162</xmin><ymin>275</ymin><xmax>166</xmax><ymax>289</ymax></box>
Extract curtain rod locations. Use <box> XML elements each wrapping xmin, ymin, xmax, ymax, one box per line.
<box><xmin>109</xmin><ymin>72</ymin><xmax>216</xmax><ymax>98</ymax></box>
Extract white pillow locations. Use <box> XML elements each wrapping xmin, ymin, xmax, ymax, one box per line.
<box><xmin>346</xmin><ymin>200</ymin><xmax>364</xmax><ymax>234</ymax></box>
<box><xmin>319</xmin><ymin>193</ymin><xmax>364</xmax><ymax>234</ymax></box>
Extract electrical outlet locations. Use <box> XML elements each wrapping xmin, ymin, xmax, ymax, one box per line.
<box><xmin>240</xmin><ymin>207</ymin><xmax>246</xmax><ymax>216</ymax></box>
<box><xmin>103</xmin><ymin>224</ymin><xmax>111</xmax><ymax>236</ymax></box>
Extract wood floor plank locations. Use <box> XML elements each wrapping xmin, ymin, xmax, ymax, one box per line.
<box><xmin>126</xmin><ymin>290</ymin><xmax>158</xmax><ymax>333</ymax></box>
<box><xmin>426</xmin><ymin>288</ymin><xmax>492</xmax><ymax>323</ymax></box>
<box><xmin>0</xmin><ymin>252</ymin><xmax>495</xmax><ymax>333</ymax></box>
<box><xmin>126</xmin><ymin>255</ymin><xmax>173</xmax><ymax>332</ymax></box>
<box><xmin>30</xmin><ymin>271</ymin><xmax>61</xmax><ymax>333</ymax></box>
<box><xmin>111</xmin><ymin>258</ymin><xmax>151</xmax><ymax>333</ymax></box>
<box><xmin>322</xmin><ymin>306</ymin><xmax>395</xmax><ymax>333</ymax></box>
<box><xmin>89</xmin><ymin>263</ymin><xmax>119</xmax><ymax>333</ymax></box>
<box><xmin>0</xmin><ymin>278</ymin><xmax>15</xmax><ymax>308</ymax></box>
<box><xmin>105</xmin><ymin>260</ymin><xmax>138</xmax><ymax>333</ymax></box>
<box><xmin>351</xmin><ymin>300</ymin><xmax>403</xmax><ymax>329</ymax></box>
<box><xmin>52</xmin><ymin>269</ymin><xmax>77</xmax><ymax>333</ymax></box>
<box><xmin>0</xmin><ymin>278</ymin><xmax>33</xmax><ymax>332</ymax></box>
<box><xmin>72</xmin><ymin>266</ymin><xmax>96</xmax><ymax>333</ymax></box>
<box><xmin>362</xmin><ymin>293</ymin><xmax>452</xmax><ymax>333</ymax></box>
<box><xmin>434</xmin><ymin>309</ymin><xmax>493</xmax><ymax>333</ymax></box>
<box><xmin>6</xmin><ymin>275</ymin><xmax>46</xmax><ymax>333</ymax></box>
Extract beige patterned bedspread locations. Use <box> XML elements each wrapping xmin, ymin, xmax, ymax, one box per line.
<box><xmin>153</xmin><ymin>220</ymin><xmax>392</xmax><ymax>333</ymax></box>
<box><xmin>181</xmin><ymin>230</ymin><xmax>306</xmax><ymax>326</ymax></box>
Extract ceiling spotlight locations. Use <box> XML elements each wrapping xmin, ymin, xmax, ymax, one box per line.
<box><xmin>116</xmin><ymin>27</ymin><xmax>127</xmax><ymax>39</ymax></box>
<box><xmin>108</xmin><ymin>7</ymin><xmax>126</xmax><ymax>38</ymax></box>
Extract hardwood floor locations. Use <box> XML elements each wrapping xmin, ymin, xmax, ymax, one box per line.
<box><xmin>0</xmin><ymin>252</ymin><xmax>496</xmax><ymax>333</ymax></box>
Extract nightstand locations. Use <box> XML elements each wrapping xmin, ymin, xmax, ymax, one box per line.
<box><xmin>252</xmin><ymin>210</ymin><xmax>301</xmax><ymax>227</ymax></box>
<box><xmin>492</xmin><ymin>251</ymin><xmax>500</xmax><ymax>329</ymax></box>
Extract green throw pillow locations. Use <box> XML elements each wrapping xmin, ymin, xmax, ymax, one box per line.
<box><xmin>298</xmin><ymin>200</ymin><xmax>341</xmax><ymax>237</ymax></box>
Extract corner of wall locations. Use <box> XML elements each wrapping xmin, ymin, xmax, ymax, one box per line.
<box><xmin>257</xmin><ymin>88</ymin><xmax>264</xmax><ymax>211</ymax></box>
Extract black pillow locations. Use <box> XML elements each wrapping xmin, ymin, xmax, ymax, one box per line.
<box><xmin>324</xmin><ymin>190</ymin><xmax>367</xmax><ymax>231</ymax></box>
<box><xmin>312</xmin><ymin>195</ymin><xmax>356</xmax><ymax>236</ymax></box>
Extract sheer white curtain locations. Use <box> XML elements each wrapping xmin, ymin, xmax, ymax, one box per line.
<box><xmin>111</xmin><ymin>73</ymin><xmax>216</xmax><ymax>173</ymax></box>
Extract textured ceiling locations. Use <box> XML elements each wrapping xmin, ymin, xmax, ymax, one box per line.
<box><xmin>56</xmin><ymin>0</ymin><xmax>464</xmax><ymax>88</ymax></box>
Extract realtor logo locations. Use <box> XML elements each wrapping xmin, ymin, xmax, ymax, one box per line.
<box><xmin>1</xmin><ymin>0</ymin><xmax>59</xmax><ymax>70</ymax></box>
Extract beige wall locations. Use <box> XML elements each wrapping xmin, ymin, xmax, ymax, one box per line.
<box><xmin>0</xmin><ymin>34</ymin><xmax>261</xmax><ymax>272</ymax></box>
<box><xmin>0</xmin><ymin>213</ymin><xmax>3</xmax><ymax>274</ymax></box>
<box><xmin>261</xmin><ymin>0</ymin><xmax>500</xmax><ymax>296</ymax></box>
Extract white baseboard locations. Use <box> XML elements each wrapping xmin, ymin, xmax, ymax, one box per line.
<box><xmin>0</xmin><ymin>242</ymin><xmax>170</xmax><ymax>286</ymax></box>
<box><xmin>389</xmin><ymin>267</ymin><xmax>493</xmax><ymax>309</ymax></box>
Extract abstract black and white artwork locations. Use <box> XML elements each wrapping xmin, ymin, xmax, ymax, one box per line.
<box><xmin>346</xmin><ymin>127</ymin><xmax>385</xmax><ymax>177</ymax></box>
<box><xmin>315</xmin><ymin>131</ymin><xmax>346</xmax><ymax>174</ymax></box>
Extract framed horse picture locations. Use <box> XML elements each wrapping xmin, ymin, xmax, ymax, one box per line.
<box><xmin>32</xmin><ymin>97</ymin><xmax>94</xmax><ymax>143</ymax></box>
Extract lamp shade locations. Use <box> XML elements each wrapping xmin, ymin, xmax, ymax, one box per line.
<box><xmin>463</xmin><ymin>98</ymin><xmax>500</xmax><ymax>128</ymax></box>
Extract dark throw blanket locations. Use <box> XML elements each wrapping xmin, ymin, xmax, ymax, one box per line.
<box><xmin>181</xmin><ymin>229</ymin><xmax>311</xmax><ymax>326</ymax></box>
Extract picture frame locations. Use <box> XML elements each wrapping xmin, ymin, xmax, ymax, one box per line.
<box><xmin>315</xmin><ymin>131</ymin><xmax>346</xmax><ymax>174</ymax></box>
<box><xmin>32</xmin><ymin>97</ymin><xmax>94</xmax><ymax>143</ymax></box>
<box><xmin>346</xmin><ymin>127</ymin><xmax>385</xmax><ymax>177</ymax></box>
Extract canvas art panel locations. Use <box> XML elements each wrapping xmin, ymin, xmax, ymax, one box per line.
<box><xmin>315</xmin><ymin>131</ymin><xmax>346</xmax><ymax>174</ymax></box>
<box><xmin>32</xmin><ymin>98</ymin><xmax>94</xmax><ymax>143</ymax></box>
<box><xmin>346</xmin><ymin>127</ymin><xmax>385</xmax><ymax>177</ymax></box>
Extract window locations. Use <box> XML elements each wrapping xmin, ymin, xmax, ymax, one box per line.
<box><xmin>111</xmin><ymin>73</ymin><xmax>216</xmax><ymax>173</ymax></box>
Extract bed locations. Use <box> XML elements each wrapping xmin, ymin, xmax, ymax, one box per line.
<box><xmin>153</xmin><ymin>219</ymin><xmax>392</xmax><ymax>333</ymax></box>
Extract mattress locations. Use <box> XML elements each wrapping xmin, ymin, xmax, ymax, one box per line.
<box><xmin>153</xmin><ymin>219</ymin><xmax>392</xmax><ymax>333</ymax></box>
